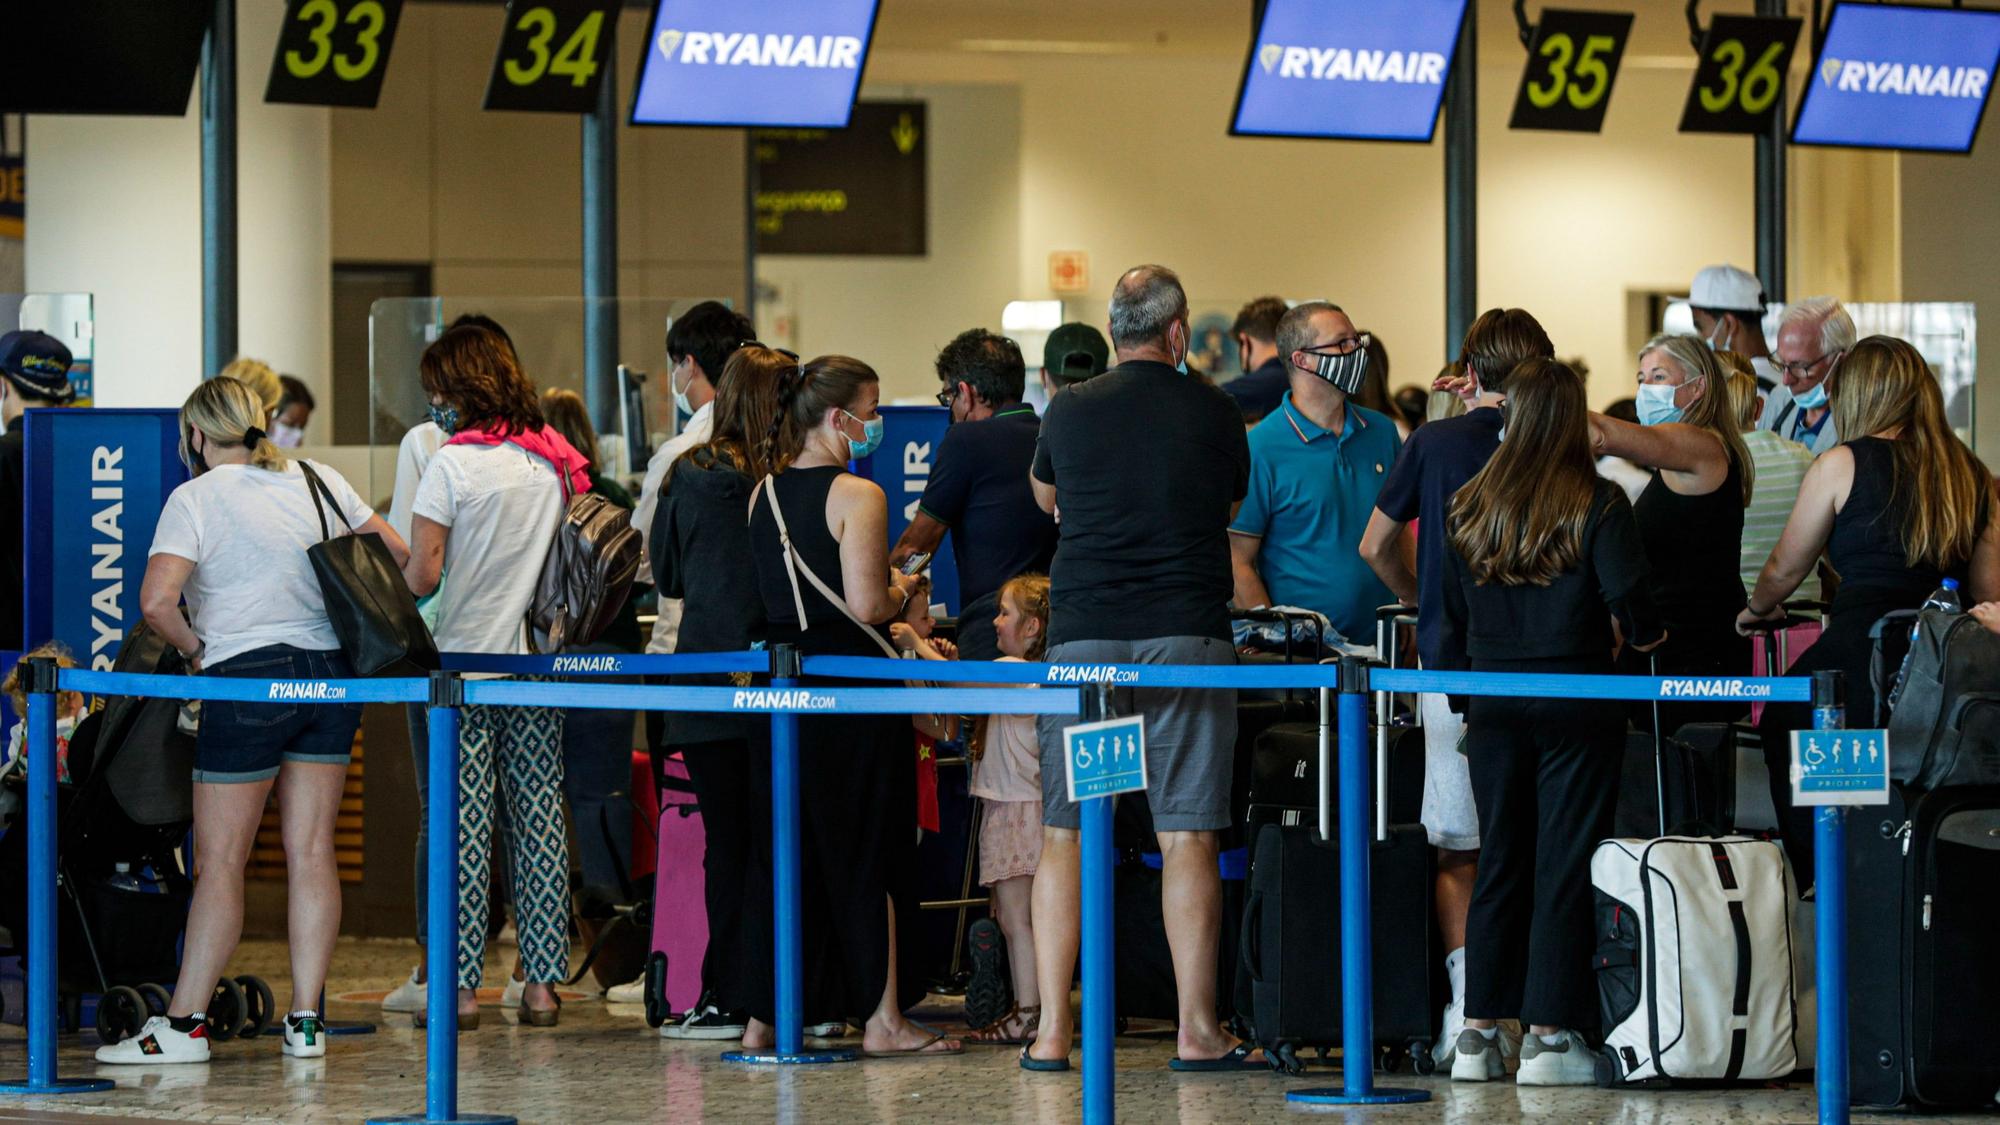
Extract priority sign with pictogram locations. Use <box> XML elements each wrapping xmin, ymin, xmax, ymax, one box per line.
<box><xmin>1065</xmin><ymin>715</ymin><xmax>1147</xmax><ymax>803</ymax></box>
<box><xmin>1791</xmin><ymin>728</ymin><xmax>1891</xmax><ymax>807</ymax></box>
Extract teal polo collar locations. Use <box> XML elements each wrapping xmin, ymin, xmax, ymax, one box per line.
<box><xmin>1279</xmin><ymin>392</ymin><xmax>1365</xmax><ymax>446</ymax></box>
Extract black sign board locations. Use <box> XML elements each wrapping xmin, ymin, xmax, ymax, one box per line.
<box><xmin>1509</xmin><ymin>9</ymin><xmax>1634</xmax><ymax>132</ymax></box>
<box><xmin>483</xmin><ymin>0</ymin><xmax>620</xmax><ymax>113</ymax></box>
<box><xmin>0</xmin><ymin>1</ymin><xmax>209</xmax><ymax>116</ymax></box>
<box><xmin>1679</xmin><ymin>15</ymin><xmax>1802</xmax><ymax>134</ymax></box>
<box><xmin>754</xmin><ymin>101</ymin><xmax>926</xmax><ymax>257</ymax></box>
<box><xmin>265</xmin><ymin>0</ymin><xmax>404</xmax><ymax>108</ymax></box>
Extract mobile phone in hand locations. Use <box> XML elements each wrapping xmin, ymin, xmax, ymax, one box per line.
<box><xmin>900</xmin><ymin>551</ymin><xmax>932</xmax><ymax>575</ymax></box>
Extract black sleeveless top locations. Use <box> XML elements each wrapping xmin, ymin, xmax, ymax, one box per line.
<box><xmin>1827</xmin><ymin>437</ymin><xmax>1977</xmax><ymax>620</ymax></box>
<box><xmin>747</xmin><ymin>465</ymin><xmax>888</xmax><ymax>656</ymax></box>
<box><xmin>1633</xmin><ymin>445</ymin><xmax>1747</xmax><ymax>635</ymax></box>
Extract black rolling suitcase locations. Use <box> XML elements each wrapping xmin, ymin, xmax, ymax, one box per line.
<box><xmin>1239</xmin><ymin>821</ymin><xmax>1437</xmax><ymax>1074</ymax></box>
<box><xmin>1614</xmin><ymin>724</ymin><xmax>1739</xmax><ymax>838</ymax></box>
<box><xmin>1115</xmin><ymin>696</ymin><xmax>1314</xmax><ymax>853</ymax></box>
<box><xmin>1848</xmin><ymin>783</ymin><xmax>2000</xmax><ymax>1109</ymax></box>
<box><xmin>1247</xmin><ymin>721</ymin><xmax>1423</xmax><ymax>834</ymax></box>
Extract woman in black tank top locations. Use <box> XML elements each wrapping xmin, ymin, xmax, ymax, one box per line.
<box><xmin>1596</xmin><ymin>335</ymin><xmax>1756</xmax><ymax>731</ymax></box>
<box><xmin>1742</xmin><ymin>336</ymin><xmax>2000</xmax><ymax>885</ymax></box>
<box><xmin>746</xmin><ymin>356</ymin><xmax>962</xmax><ymax>1058</ymax></box>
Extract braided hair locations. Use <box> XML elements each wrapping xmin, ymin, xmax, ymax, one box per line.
<box><xmin>759</xmin><ymin>354</ymin><xmax>879</xmax><ymax>474</ymax></box>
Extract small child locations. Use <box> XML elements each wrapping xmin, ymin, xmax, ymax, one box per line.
<box><xmin>964</xmin><ymin>575</ymin><xmax>1050</xmax><ymax>1043</ymax></box>
<box><xmin>1</xmin><ymin>642</ymin><xmax>88</xmax><ymax>785</ymax></box>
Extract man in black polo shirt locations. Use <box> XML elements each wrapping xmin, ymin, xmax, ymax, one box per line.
<box><xmin>890</xmin><ymin>328</ymin><xmax>1057</xmax><ymax>660</ymax></box>
<box><xmin>1025</xmin><ymin>265</ymin><xmax>1254</xmax><ymax>1070</ymax></box>
<box><xmin>1218</xmin><ymin>295</ymin><xmax>1288</xmax><ymax>424</ymax></box>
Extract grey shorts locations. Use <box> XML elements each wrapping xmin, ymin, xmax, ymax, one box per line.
<box><xmin>1036</xmin><ymin>636</ymin><xmax>1237</xmax><ymax>833</ymax></box>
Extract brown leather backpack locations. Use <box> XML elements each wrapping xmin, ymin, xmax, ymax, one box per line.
<box><xmin>528</xmin><ymin>476</ymin><xmax>643</xmax><ymax>654</ymax></box>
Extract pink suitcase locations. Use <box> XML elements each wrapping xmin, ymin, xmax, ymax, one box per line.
<box><xmin>1750</xmin><ymin>620</ymin><xmax>1822</xmax><ymax>723</ymax></box>
<box><xmin>645</xmin><ymin>754</ymin><xmax>708</xmax><ymax>1023</ymax></box>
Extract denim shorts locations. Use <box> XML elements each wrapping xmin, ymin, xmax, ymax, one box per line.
<box><xmin>193</xmin><ymin>646</ymin><xmax>363</xmax><ymax>784</ymax></box>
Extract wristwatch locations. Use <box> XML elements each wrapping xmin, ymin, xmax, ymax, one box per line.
<box><xmin>179</xmin><ymin>641</ymin><xmax>205</xmax><ymax>664</ymax></box>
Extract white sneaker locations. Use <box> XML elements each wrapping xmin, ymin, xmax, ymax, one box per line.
<box><xmin>604</xmin><ymin>975</ymin><xmax>646</xmax><ymax>1004</ymax></box>
<box><xmin>95</xmin><ymin>1016</ymin><xmax>211</xmax><ymax>1064</ymax></box>
<box><xmin>1449</xmin><ymin>1028</ymin><xmax>1504</xmax><ymax>1082</ymax></box>
<box><xmin>806</xmin><ymin>1021</ymin><xmax>847</xmax><ymax>1038</ymax></box>
<box><xmin>1515</xmin><ymin>1029</ymin><xmax>1599</xmax><ymax>1086</ymax></box>
<box><xmin>381</xmin><ymin>968</ymin><xmax>425</xmax><ymax>1013</ymax></box>
<box><xmin>500</xmin><ymin>977</ymin><xmax>525</xmax><ymax>1010</ymax></box>
<box><xmin>1433</xmin><ymin>993</ymin><xmax>1467</xmax><ymax>1067</ymax></box>
<box><xmin>282</xmin><ymin>1012</ymin><xmax>327</xmax><ymax>1059</ymax></box>
<box><xmin>659</xmin><ymin>1002</ymin><xmax>747</xmax><ymax>1040</ymax></box>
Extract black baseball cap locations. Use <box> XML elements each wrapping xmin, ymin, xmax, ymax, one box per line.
<box><xmin>1042</xmin><ymin>322</ymin><xmax>1109</xmax><ymax>383</ymax></box>
<box><xmin>0</xmin><ymin>330</ymin><xmax>76</xmax><ymax>403</ymax></box>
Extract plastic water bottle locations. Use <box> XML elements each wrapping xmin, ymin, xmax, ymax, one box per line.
<box><xmin>1887</xmin><ymin>578</ymin><xmax>1961</xmax><ymax>712</ymax></box>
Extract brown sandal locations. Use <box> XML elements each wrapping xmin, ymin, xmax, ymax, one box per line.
<box><xmin>966</xmin><ymin>1004</ymin><xmax>1039</xmax><ymax>1046</ymax></box>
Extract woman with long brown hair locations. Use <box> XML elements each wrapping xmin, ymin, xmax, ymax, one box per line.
<box><xmin>1438</xmin><ymin>358</ymin><xmax>1664</xmax><ymax>1085</ymax></box>
<box><xmin>746</xmin><ymin>355</ymin><xmax>959</xmax><ymax>1057</ymax></box>
<box><xmin>401</xmin><ymin>322</ymin><xmax>591</xmax><ymax>1028</ymax></box>
<box><xmin>650</xmin><ymin>344</ymin><xmax>797</xmax><ymax>1045</ymax></box>
<box><xmin>1742</xmin><ymin>335</ymin><xmax>2000</xmax><ymax>885</ymax></box>
<box><xmin>1594</xmin><ymin>334</ymin><xmax>1754</xmax><ymax>732</ymax></box>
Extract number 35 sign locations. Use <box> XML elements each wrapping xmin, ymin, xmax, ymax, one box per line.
<box><xmin>1510</xmin><ymin>9</ymin><xmax>1634</xmax><ymax>133</ymax></box>
<box><xmin>266</xmin><ymin>0</ymin><xmax>404</xmax><ymax>108</ymax></box>
<box><xmin>1679</xmin><ymin>15</ymin><xmax>1803</xmax><ymax>134</ymax></box>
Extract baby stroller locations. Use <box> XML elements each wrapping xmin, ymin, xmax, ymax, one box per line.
<box><xmin>0</xmin><ymin>624</ymin><xmax>274</xmax><ymax>1044</ymax></box>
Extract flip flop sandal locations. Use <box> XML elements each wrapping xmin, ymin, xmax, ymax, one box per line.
<box><xmin>967</xmin><ymin>1004</ymin><xmax>1039</xmax><ymax>1046</ymax></box>
<box><xmin>1019</xmin><ymin>1037</ymin><xmax>1072</xmax><ymax>1073</ymax></box>
<box><xmin>1168</xmin><ymin>1042</ymin><xmax>1272</xmax><ymax>1072</ymax></box>
<box><xmin>862</xmin><ymin>1029</ymin><xmax>964</xmax><ymax>1059</ymax></box>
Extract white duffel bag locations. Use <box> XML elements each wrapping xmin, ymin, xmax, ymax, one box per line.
<box><xmin>1591</xmin><ymin>835</ymin><xmax>1812</xmax><ymax>1083</ymax></box>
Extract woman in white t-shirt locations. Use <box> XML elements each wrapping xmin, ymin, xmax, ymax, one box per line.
<box><xmin>99</xmin><ymin>377</ymin><xmax>408</xmax><ymax>1067</ymax></box>
<box><xmin>401</xmin><ymin>322</ymin><xmax>579</xmax><ymax>1028</ymax></box>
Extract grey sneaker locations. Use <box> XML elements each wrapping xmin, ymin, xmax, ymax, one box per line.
<box><xmin>1449</xmin><ymin>1028</ymin><xmax>1504</xmax><ymax>1082</ymax></box>
<box><xmin>1516</xmin><ymin>1029</ymin><xmax>1597</xmax><ymax>1086</ymax></box>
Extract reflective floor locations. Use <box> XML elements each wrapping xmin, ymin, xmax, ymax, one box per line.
<box><xmin>1</xmin><ymin>938</ymin><xmax>1993</xmax><ymax>1124</ymax></box>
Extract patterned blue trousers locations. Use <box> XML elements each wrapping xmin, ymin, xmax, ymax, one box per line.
<box><xmin>456</xmin><ymin>699</ymin><xmax>569</xmax><ymax>989</ymax></box>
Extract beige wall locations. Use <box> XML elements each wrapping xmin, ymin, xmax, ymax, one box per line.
<box><xmin>1901</xmin><ymin>138</ymin><xmax>2000</xmax><ymax>456</ymax></box>
<box><xmin>330</xmin><ymin>4</ymin><xmax>749</xmax><ymax>308</ymax></box>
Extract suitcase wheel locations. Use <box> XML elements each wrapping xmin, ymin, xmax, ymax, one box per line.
<box><xmin>1380</xmin><ymin>1042</ymin><xmax>1404</xmax><ymax>1073</ymax></box>
<box><xmin>1269</xmin><ymin>1041</ymin><xmax>1306</xmax><ymax>1076</ymax></box>
<box><xmin>1409</xmin><ymin>1038</ymin><xmax>1436</xmax><ymax>1077</ymax></box>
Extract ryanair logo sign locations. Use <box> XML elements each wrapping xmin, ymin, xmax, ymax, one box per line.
<box><xmin>1658</xmin><ymin>678</ymin><xmax>1772</xmax><ymax>700</ymax></box>
<box><xmin>654</xmin><ymin>30</ymin><xmax>864</xmax><ymax>71</ymax></box>
<box><xmin>731</xmin><ymin>689</ymin><xmax>838</xmax><ymax>711</ymax></box>
<box><xmin>269</xmin><ymin>681</ymin><xmax>348</xmax><ymax>702</ymax></box>
<box><xmin>1044</xmin><ymin>665</ymin><xmax>1140</xmax><ymax>685</ymax></box>
<box><xmin>1257</xmin><ymin>44</ymin><xmax>1449</xmax><ymax>86</ymax></box>
<box><xmin>1818</xmin><ymin>56</ymin><xmax>1989</xmax><ymax>100</ymax></box>
<box><xmin>552</xmin><ymin>655</ymin><xmax>623</xmax><ymax>673</ymax></box>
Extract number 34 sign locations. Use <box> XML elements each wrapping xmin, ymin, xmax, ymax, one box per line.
<box><xmin>1510</xmin><ymin>9</ymin><xmax>1634</xmax><ymax>133</ymax></box>
<box><xmin>1679</xmin><ymin>15</ymin><xmax>1803</xmax><ymax>134</ymax></box>
<box><xmin>484</xmin><ymin>0</ymin><xmax>621</xmax><ymax>113</ymax></box>
<box><xmin>266</xmin><ymin>0</ymin><xmax>404</xmax><ymax>108</ymax></box>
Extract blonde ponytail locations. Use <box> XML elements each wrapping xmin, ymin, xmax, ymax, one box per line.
<box><xmin>179</xmin><ymin>377</ymin><xmax>291</xmax><ymax>475</ymax></box>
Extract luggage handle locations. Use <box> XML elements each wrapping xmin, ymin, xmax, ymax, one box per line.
<box><xmin>1650</xmin><ymin>652</ymin><xmax>1668</xmax><ymax>838</ymax></box>
<box><xmin>1318</xmin><ymin>685</ymin><xmax>1333</xmax><ymax>846</ymax></box>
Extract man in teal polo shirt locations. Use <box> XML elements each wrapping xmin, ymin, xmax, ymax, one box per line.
<box><xmin>1228</xmin><ymin>301</ymin><xmax>1400</xmax><ymax>645</ymax></box>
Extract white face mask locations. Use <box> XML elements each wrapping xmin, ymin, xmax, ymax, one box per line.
<box><xmin>269</xmin><ymin>421</ymin><xmax>306</xmax><ymax>448</ymax></box>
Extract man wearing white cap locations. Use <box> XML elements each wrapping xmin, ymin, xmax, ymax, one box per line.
<box><xmin>1688</xmin><ymin>264</ymin><xmax>1779</xmax><ymax>393</ymax></box>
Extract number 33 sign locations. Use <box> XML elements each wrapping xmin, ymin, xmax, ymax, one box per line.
<box><xmin>266</xmin><ymin>0</ymin><xmax>404</xmax><ymax>108</ymax></box>
<box><xmin>1679</xmin><ymin>15</ymin><xmax>1802</xmax><ymax>134</ymax></box>
<box><xmin>484</xmin><ymin>0</ymin><xmax>621</xmax><ymax>113</ymax></box>
<box><xmin>1510</xmin><ymin>9</ymin><xmax>1634</xmax><ymax>133</ymax></box>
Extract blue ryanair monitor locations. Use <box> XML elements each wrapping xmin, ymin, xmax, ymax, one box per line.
<box><xmin>1231</xmin><ymin>0</ymin><xmax>1468</xmax><ymax>142</ymax></box>
<box><xmin>629</xmin><ymin>0</ymin><xmax>881</xmax><ymax>128</ymax></box>
<box><xmin>1792</xmin><ymin>2</ymin><xmax>2000</xmax><ymax>154</ymax></box>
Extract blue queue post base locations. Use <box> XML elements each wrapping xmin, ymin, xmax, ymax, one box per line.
<box><xmin>0</xmin><ymin>669</ymin><xmax>114</xmax><ymax>1096</ymax></box>
<box><xmin>1289</xmin><ymin>660</ymin><xmax>1430</xmax><ymax>1108</ymax></box>
<box><xmin>724</xmin><ymin>650</ymin><xmax>857</xmax><ymax>1068</ymax></box>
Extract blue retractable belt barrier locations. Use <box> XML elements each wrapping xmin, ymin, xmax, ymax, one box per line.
<box><xmin>0</xmin><ymin>665</ymin><xmax>114</xmax><ymax>1096</ymax></box>
<box><xmin>802</xmin><ymin>653</ymin><xmax>1344</xmax><ymax>689</ymax></box>
<box><xmin>461</xmin><ymin>680</ymin><xmax>1080</xmax><ymax>715</ymax></box>
<box><xmin>62</xmin><ymin>669</ymin><xmax>429</xmax><ymax>705</ymax></box>
<box><xmin>1370</xmin><ymin>667</ymin><xmax>1814</xmax><ymax>702</ymax></box>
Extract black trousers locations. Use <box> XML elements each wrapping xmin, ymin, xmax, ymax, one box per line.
<box><xmin>677</xmin><ymin>737</ymin><xmax>775</xmax><ymax>1017</ymax></box>
<box><xmin>1463</xmin><ymin>690</ymin><xmax>1625</xmax><ymax>1031</ymax></box>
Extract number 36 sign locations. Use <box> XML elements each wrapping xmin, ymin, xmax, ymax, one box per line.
<box><xmin>266</xmin><ymin>0</ymin><xmax>404</xmax><ymax>108</ymax></box>
<box><xmin>1679</xmin><ymin>15</ymin><xmax>1803</xmax><ymax>134</ymax></box>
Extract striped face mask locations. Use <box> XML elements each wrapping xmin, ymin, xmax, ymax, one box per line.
<box><xmin>1297</xmin><ymin>335</ymin><xmax>1373</xmax><ymax>395</ymax></box>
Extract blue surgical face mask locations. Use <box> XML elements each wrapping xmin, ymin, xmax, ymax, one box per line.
<box><xmin>842</xmin><ymin>410</ymin><xmax>884</xmax><ymax>460</ymax></box>
<box><xmin>1792</xmin><ymin>381</ymin><xmax>1829</xmax><ymax>411</ymax></box>
<box><xmin>427</xmin><ymin>403</ymin><xmax>461</xmax><ymax>435</ymax></box>
<box><xmin>1635</xmin><ymin>381</ymin><xmax>1685</xmax><ymax>427</ymax></box>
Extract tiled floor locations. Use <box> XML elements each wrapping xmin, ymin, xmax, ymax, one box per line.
<box><xmin>1</xmin><ymin>938</ymin><xmax>1993</xmax><ymax>1124</ymax></box>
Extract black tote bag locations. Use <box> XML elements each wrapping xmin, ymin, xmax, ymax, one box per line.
<box><xmin>299</xmin><ymin>461</ymin><xmax>438</xmax><ymax>677</ymax></box>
